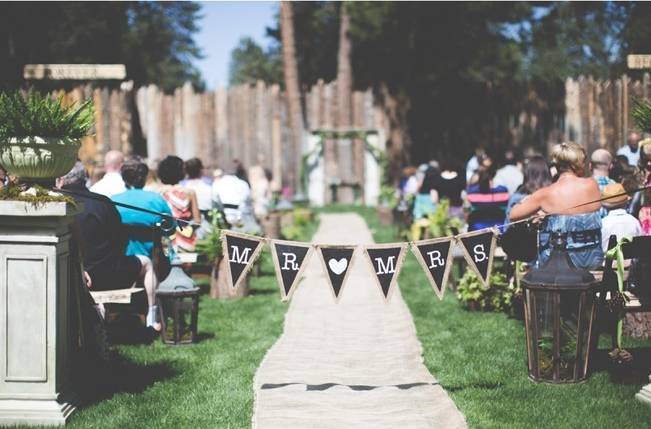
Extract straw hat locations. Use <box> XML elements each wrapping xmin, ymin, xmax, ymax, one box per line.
<box><xmin>601</xmin><ymin>183</ymin><xmax>629</xmax><ymax>209</ymax></box>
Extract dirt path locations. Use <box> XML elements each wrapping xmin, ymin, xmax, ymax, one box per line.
<box><xmin>252</xmin><ymin>213</ymin><xmax>467</xmax><ymax>428</ymax></box>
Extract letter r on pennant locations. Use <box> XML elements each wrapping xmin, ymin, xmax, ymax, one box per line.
<box><xmin>281</xmin><ymin>252</ymin><xmax>299</xmax><ymax>270</ymax></box>
<box><xmin>426</xmin><ymin>250</ymin><xmax>444</xmax><ymax>269</ymax></box>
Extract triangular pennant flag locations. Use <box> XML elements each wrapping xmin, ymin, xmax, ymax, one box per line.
<box><xmin>363</xmin><ymin>243</ymin><xmax>408</xmax><ymax>301</ymax></box>
<box><xmin>317</xmin><ymin>245</ymin><xmax>356</xmax><ymax>301</ymax></box>
<box><xmin>270</xmin><ymin>240</ymin><xmax>313</xmax><ymax>301</ymax></box>
<box><xmin>222</xmin><ymin>231</ymin><xmax>265</xmax><ymax>289</ymax></box>
<box><xmin>410</xmin><ymin>237</ymin><xmax>454</xmax><ymax>300</ymax></box>
<box><xmin>458</xmin><ymin>229</ymin><xmax>497</xmax><ymax>287</ymax></box>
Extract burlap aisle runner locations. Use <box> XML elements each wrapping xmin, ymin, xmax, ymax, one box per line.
<box><xmin>252</xmin><ymin>213</ymin><xmax>467</xmax><ymax>428</ymax></box>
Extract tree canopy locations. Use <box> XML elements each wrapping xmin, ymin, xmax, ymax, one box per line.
<box><xmin>249</xmin><ymin>1</ymin><xmax>651</xmax><ymax>164</ymax></box>
<box><xmin>0</xmin><ymin>1</ymin><xmax>204</xmax><ymax>92</ymax></box>
<box><xmin>229</xmin><ymin>37</ymin><xmax>282</xmax><ymax>86</ymax></box>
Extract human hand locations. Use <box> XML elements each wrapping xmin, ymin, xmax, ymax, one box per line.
<box><xmin>84</xmin><ymin>271</ymin><xmax>92</xmax><ymax>289</ymax></box>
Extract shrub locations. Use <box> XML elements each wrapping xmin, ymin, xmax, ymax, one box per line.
<box><xmin>456</xmin><ymin>269</ymin><xmax>513</xmax><ymax>312</ymax></box>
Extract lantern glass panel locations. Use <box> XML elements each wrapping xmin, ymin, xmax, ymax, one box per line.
<box><xmin>160</xmin><ymin>295</ymin><xmax>198</xmax><ymax>344</ymax></box>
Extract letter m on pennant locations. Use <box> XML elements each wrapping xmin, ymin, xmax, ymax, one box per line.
<box><xmin>223</xmin><ymin>231</ymin><xmax>265</xmax><ymax>289</ymax></box>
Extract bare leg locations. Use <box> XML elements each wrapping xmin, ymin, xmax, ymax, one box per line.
<box><xmin>135</xmin><ymin>255</ymin><xmax>161</xmax><ymax>331</ymax></box>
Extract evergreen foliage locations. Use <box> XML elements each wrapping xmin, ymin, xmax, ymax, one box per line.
<box><xmin>229</xmin><ymin>37</ymin><xmax>283</xmax><ymax>86</ymax></box>
<box><xmin>632</xmin><ymin>97</ymin><xmax>651</xmax><ymax>134</ymax></box>
<box><xmin>0</xmin><ymin>2</ymin><xmax>204</xmax><ymax>92</ymax></box>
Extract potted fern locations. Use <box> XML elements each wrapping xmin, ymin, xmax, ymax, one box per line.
<box><xmin>0</xmin><ymin>90</ymin><xmax>93</xmax><ymax>185</ymax></box>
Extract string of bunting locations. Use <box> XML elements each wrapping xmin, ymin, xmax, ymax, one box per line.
<box><xmin>220</xmin><ymin>227</ymin><xmax>498</xmax><ymax>303</ymax></box>
<box><xmin>220</xmin><ymin>182</ymin><xmax>651</xmax><ymax>301</ymax></box>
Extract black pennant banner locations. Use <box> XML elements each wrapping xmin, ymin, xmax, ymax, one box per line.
<box><xmin>411</xmin><ymin>237</ymin><xmax>454</xmax><ymax>300</ymax></box>
<box><xmin>458</xmin><ymin>229</ymin><xmax>497</xmax><ymax>287</ymax></box>
<box><xmin>317</xmin><ymin>245</ymin><xmax>356</xmax><ymax>301</ymax></box>
<box><xmin>363</xmin><ymin>243</ymin><xmax>408</xmax><ymax>301</ymax></box>
<box><xmin>270</xmin><ymin>240</ymin><xmax>313</xmax><ymax>301</ymax></box>
<box><xmin>222</xmin><ymin>231</ymin><xmax>266</xmax><ymax>290</ymax></box>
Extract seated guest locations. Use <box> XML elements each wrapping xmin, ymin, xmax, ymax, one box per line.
<box><xmin>590</xmin><ymin>148</ymin><xmax>615</xmax><ymax>192</ymax></box>
<box><xmin>413</xmin><ymin>166</ymin><xmax>438</xmax><ymax>219</ymax></box>
<box><xmin>635</xmin><ymin>139</ymin><xmax>651</xmax><ymax>235</ymax></box>
<box><xmin>494</xmin><ymin>147</ymin><xmax>523</xmax><ymax>195</ymax></box>
<box><xmin>466</xmin><ymin>165</ymin><xmax>509</xmax><ymax>231</ymax></box>
<box><xmin>505</xmin><ymin>155</ymin><xmax>552</xmax><ymax>223</ymax></box>
<box><xmin>511</xmin><ymin>142</ymin><xmax>603</xmax><ymax>270</ymax></box>
<box><xmin>212</xmin><ymin>167</ymin><xmax>262</xmax><ymax>234</ymax></box>
<box><xmin>249</xmin><ymin>165</ymin><xmax>271</xmax><ymax>219</ymax></box>
<box><xmin>90</xmin><ymin>150</ymin><xmax>126</xmax><ymax>197</ymax></box>
<box><xmin>433</xmin><ymin>158</ymin><xmax>466</xmax><ymax>220</ymax></box>
<box><xmin>57</xmin><ymin>162</ymin><xmax>162</xmax><ymax>331</ymax></box>
<box><xmin>157</xmin><ymin>156</ymin><xmax>201</xmax><ymax>251</ymax></box>
<box><xmin>617</xmin><ymin>131</ymin><xmax>641</xmax><ymax>167</ymax></box>
<box><xmin>181</xmin><ymin>158</ymin><xmax>212</xmax><ymax>213</ymax></box>
<box><xmin>113</xmin><ymin>157</ymin><xmax>173</xmax><ymax>259</ymax></box>
<box><xmin>600</xmin><ymin>183</ymin><xmax>641</xmax><ymax>252</ymax></box>
<box><xmin>609</xmin><ymin>154</ymin><xmax>632</xmax><ymax>183</ymax></box>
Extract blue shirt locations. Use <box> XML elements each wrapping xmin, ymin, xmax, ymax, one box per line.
<box><xmin>112</xmin><ymin>189</ymin><xmax>172</xmax><ymax>257</ymax></box>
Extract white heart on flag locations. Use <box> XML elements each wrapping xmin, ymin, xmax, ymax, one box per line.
<box><xmin>328</xmin><ymin>258</ymin><xmax>348</xmax><ymax>275</ymax></box>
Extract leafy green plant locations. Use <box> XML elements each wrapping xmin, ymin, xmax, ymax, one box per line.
<box><xmin>379</xmin><ymin>185</ymin><xmax>398</xmax><ymax>209</ymax></box>
<box><xmin>426</xmin><ymin>199</ymin><xmax>463</xmax><ymax>237</ymax></box>
<box><xmin>457</xmin><ymin>269</ymin><xmax>513</xmax><ymax>312</ymax></box>
<box><xmin>195</xmin><ymin>209</ymin><xmax>226</xmax><ymax>262</ymax></box>
<box><xmin>281</xmin><ymin>208</ymin><xmax>313</xmax><ymax>240</ymax></box>
<box><xmin>0</xmin><ymin>90</ymin><xmax>94</xmax><ymax>140</ymax></box>
<box><xmin>632</xmin><ymin>97</ymin><xmax>651</xmax><ymax>134</ymax></box>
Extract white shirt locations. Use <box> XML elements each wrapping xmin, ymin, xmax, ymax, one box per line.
<box><xmin>89</xmin><ymin>172</ymin><xmax>126</xmax><ymax>197</ymax></box>
<box><xmin>403</xmin><ymin>176</ymin><xmax>419</xmax><ymax>196</ymax></box>
<box><xmin>212</xmin><ymin>175</ymin><xmax>251</xmax><ymax>225</ymax></box>
<box><xmin>617</xmin><ymin>145</ymin><xmax>640</xmax><ymax>167</ymax></box>
<box><xmin>494</xmin><ymin>164</ymin><xmax>524</xmax><ymax>195</ymax></box>
<box><xmin>466</xmin><ymin>155</ymin><xmax>479</xmax><ymax>182</ymax></box>
<box><xmin>601</xmin><ymin>208</ymin><xmax>642</xmax><ymax>252</ymax></box>
<box><xmin>182</xmin><ymin>178</ymin><xmax>212</xmax><ymax>211</ymax></box>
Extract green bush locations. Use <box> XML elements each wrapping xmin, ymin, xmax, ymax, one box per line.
<box><xmin>426</xmin><ymin>199</ymin><xmax>463</xmax><ymax>237</ymax></box>
<box><xmin>195</xmin><ymin>209</ymin><xmax>227</xmax><ymax>262</ymax></box>
<box><xmin>456</xmin><ymin>269</ymin><xmax>513</xmax><ymax>312</ymax></box>
<box><xmin>0</xmin><ymin>90</ymin><xmax>94</xmax><ymax>140</ymax></box>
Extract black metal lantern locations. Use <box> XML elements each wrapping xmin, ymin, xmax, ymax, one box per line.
<box><xmin>157</xmin><ymin>258</ymin><xmax>200</xmax><ymax>345</ymax></box>
<box><xmin>521</xmin><ymin>232</ymin><xmax>599</xmax><ymax>383</ymax></box>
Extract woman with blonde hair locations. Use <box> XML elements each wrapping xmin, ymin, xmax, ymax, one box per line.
<box><xmin>510</xmin><ymin>142</ymin><xmax>603</xmax><ymax>269</ymax></box>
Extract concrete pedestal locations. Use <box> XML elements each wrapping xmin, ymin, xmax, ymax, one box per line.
<box><xmin>636</xmin><ymin>375</ymin><xmax>651</xmax><ymax>408</ymax></box>
<box><xmin>0</xmin><ymin>201</ymin><xmax>79</xmax><ymax>426</ymax></box>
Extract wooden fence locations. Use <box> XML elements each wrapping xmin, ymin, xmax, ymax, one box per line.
<box><xmin>564</xmin><ymin>74</ymin><xmax>651</xmax><ymax>155</ymax></box>
<box><xmin>61</xmin><ymin>80</ymin><xmax>385</xmax><ymax>189</ymax></box>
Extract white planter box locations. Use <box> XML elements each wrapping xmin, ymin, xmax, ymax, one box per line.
<box><xmin>0</xmin><ymin>201</ymin><xmax>80</xmax><ymax>426</ymax></box>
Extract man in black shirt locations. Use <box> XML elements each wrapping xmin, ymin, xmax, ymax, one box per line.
<box><xmin>56</xmin><ymin>162</ymin><xmax>142</xmax><ymax>293</ymax></box>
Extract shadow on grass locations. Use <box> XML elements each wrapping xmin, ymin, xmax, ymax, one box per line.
<box><xmin>249</xmin><ymin>288</ymin><xmax>278</xmax><ymax>296</ymax></box>
<box><xmin>591</xmin><ymin>347</ymin><xmax>651</xmax><ymax>384</ymax></box>
<box><xmin>73</xmin><ymin>353</ymin><xmax>177</xmax><ymax>409</ymax></box>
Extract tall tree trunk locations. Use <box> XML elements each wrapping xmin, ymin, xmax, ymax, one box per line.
<box><xmin>335</xmin><ymin>4</ymin><xmax>355</xmax><ymax>203</ymax></box>
<box><xmin>379</xmin><ymin>82</ymin><xmax>411</xmax><ymax>183</ymax></box>
<box><xmin>280</xmin><ymin>1</ymin><xmax>305</xmax><ymax>193</ymax></box>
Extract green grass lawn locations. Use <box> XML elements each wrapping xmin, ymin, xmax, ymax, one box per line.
<box><xmin>331</xmin><ymin>204</ymin><xmax>651</xmax><ymax>428</ymax></box>
<box><xmin>60</xmin><ymin>206</ymin><xmax>651</xmax><ymax>428</ymax></box>
<box><xmin>64</xmin><ymin>219</ymin><xmax>318</xmax><ymax>429</ymax></box>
